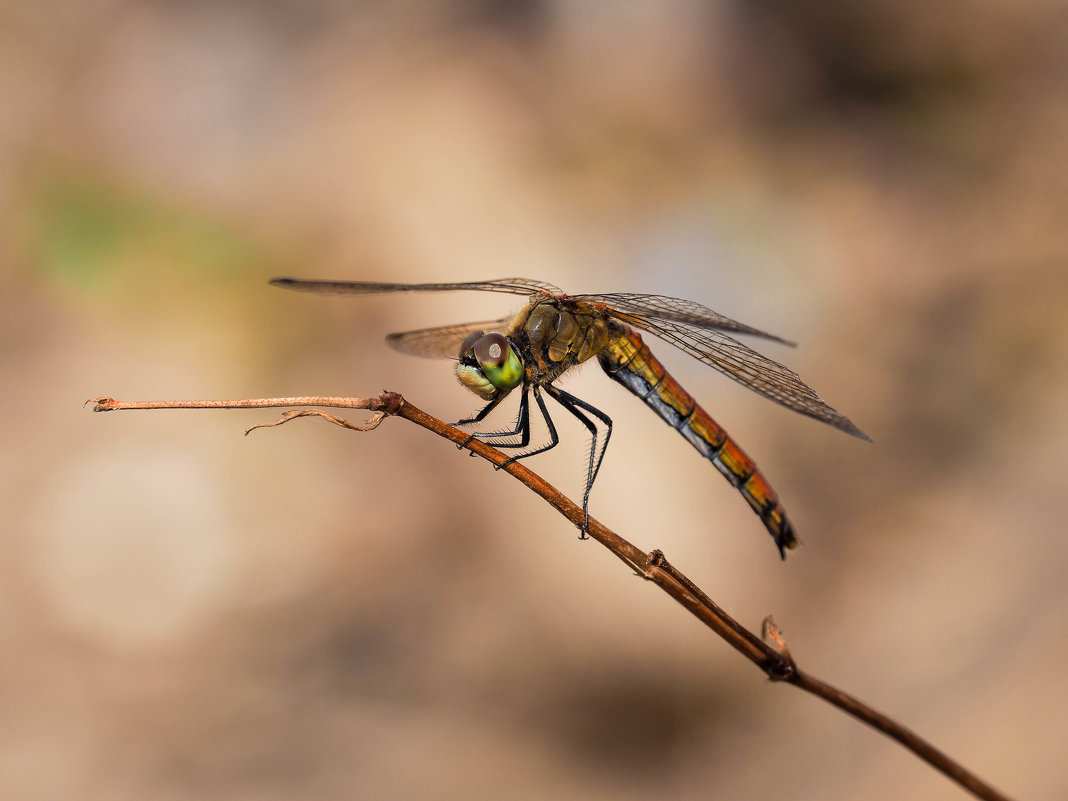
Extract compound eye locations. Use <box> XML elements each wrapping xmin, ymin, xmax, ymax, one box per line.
<box><xmin>471</xmin><ymin>332</ymin><xmax>523</xmax><ymax>391</ymax></box>
<box><xmin>459</xmin><ymin>330</ymin><xmax>485</xmax><ymax>358</ymax></box>
<box><xmin>473</xmin><ymin>332</ymin><xmax>510</xmax><ymax>368</ymax></box>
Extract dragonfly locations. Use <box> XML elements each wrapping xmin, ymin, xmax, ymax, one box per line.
<box><xmin>271</xmin><ymin>277</ymin><xmax>869</xmax><ymax>558</ymax></box>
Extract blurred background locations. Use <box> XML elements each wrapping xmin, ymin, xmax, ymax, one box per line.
<box><xmin>2</xmin><ymin>1</ymin><xmax>1066</xmax><ymax>799</ymax></box>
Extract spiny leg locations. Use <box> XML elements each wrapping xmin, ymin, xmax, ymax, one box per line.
<box><xmin>454</xmin><ymin>388</ymin><xmax>530</xmax><ymax>451</ymax></box>
<box><xmin>496</xmin><ymin>385</ymin><xmax>560</xmax><ymax>467</ymax></box>
<box><xmin>542</xmin><ymin>392</ymin><xmax>597</xmax><ymax>537</ymax></box>
<box><xmin>544</xmin><ymin>385</ymin><xmax>613</xmax><ymax>537</ymax></box>
<box><xmin>453</xmin><ymin>393</ymin><xmax>505</xmax><ymax>427</ymax></box>
<box><xmin>548</xmin><ymin>388</ymin><xmax>614</xmax><ymax>494</ymax></box>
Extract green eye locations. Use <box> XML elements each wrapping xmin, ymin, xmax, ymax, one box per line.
<box><xmin>473</xmin><ymin>333</ymin><xmax>523</xmax><ymax>390</ymax></box>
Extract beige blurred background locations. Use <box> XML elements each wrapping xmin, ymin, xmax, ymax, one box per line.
<box><xmin>2</xmin><ymin>2</ymin><xmax>1066</xmax><ymax>799</ymax></box>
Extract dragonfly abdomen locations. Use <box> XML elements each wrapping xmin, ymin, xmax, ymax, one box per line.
<box><xmin>598</xmin><ymin>328</ymin><xmax>799</xmax><ymax>557</ymax></box>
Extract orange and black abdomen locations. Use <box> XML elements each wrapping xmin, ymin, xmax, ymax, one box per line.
<box><xmin>598</xmin><ymin>327</ymin><xmax>799</xmax><ymax>557</ymax></box>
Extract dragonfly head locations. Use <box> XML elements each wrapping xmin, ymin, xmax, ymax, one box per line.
<box><xmin>456</xmin><ymin>331</ymin><xmax>524</xmax><ymax>400</ymax></box>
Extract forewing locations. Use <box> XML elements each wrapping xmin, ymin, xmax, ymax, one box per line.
<box><xmin>576</xmin><ymin>292</ymin><xmax>794</xmax><ymax>345</ymax></box>
<box><xmin>614</xmin><ymin>312</ymin><xmax>870</xmax><ymax>440</ymax></box>
<box><xmin>271</xmin><ymin>277</ymin><xmax>562</xmax><ymax>297</ymax></box>
<box><xmin>385</xmin><ymin>318</ymin><xmax>513</xmax><ymax>360</ymax></box>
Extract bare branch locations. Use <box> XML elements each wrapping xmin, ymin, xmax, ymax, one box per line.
<box><xmin>86</xmin><ymin>389</ymin><xmax>1015</xmax><ymax>801</ymax></box>
<box><xmin>87</xmin><ymin>395</ymin><xmax>400</xmax><ymax>413</ymax></box>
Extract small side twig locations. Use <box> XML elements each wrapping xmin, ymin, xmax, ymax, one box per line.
<box><xmin>87</xmin><ymin>389</ymin><xmax>1014</xmax><ymax>801</ymax></box>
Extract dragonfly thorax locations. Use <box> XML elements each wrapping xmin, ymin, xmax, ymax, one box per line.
<box><xmin>522</xmin><ymin>303</ymin><xmax>614</xmax><ymax>381</ymax></box>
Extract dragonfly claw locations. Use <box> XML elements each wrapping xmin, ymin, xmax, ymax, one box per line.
<box><xmin>577</xmin><ymin>510</ymin><xmax>590</xmax><ymax>539</ymax></box>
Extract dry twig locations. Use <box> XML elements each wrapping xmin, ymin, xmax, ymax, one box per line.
<box><xmin>87</xmin><ymin>391</ymin><xmax>1014</xmax><ymax>801</ymax></box>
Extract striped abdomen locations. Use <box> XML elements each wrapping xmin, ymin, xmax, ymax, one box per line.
<box><xmin>598</xmin><ymin>327</ymin><xmax>798</xmax><ymax>557</ymax></box>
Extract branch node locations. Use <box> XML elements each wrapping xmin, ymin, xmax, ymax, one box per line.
<box><xmin>761</xmin><ymin>616</ymin><xmax>797</xmax><ymax>680</ymax></box>
<box><xmin>369</xmin><ymin>390</ymin><xmax>405</xmax><ymax>415</ymax></box>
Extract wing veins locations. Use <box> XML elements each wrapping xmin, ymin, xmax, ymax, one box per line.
<box><xmin>576</xmin><ymin>292</ymin><xmax>795</xmax><ymax>345</ymax></box>
<box><xmin>616</xmin><ymin>313</ymin><xmax>870</xmax><ymax>440</ymax></box>
<box><xmin>271</xmin><ymin>277</ymin><xmax>561</xmax><ymax>297</ymax></box>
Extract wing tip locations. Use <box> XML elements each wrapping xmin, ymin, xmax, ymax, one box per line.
<box><xmin>839</xmin><ymin>418</ymin><xmax>873</xmax><ymax>442</ymax></box>
<box><xmin>269</xmin><ymin>277</ymin><xmax>352</xmax><ymax>295</ymax></box>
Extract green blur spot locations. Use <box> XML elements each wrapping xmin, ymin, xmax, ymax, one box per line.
<box><xmin>31</xmin><ymin>175</ymin><xmax>261</xmax><ymax>292</ymax></box>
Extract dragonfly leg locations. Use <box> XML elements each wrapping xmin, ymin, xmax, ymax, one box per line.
<box><xmin>454</xmin><ymin>394</ymin><xmax>507</xmax><ymax>427</ymax></box>
<box><xmin>544</xmin><ymin>385</ymin><xmax>613</xmax><ymax>538</ymax></box>
<box><xmin>453</xmin><ymin>389</ymin><xmax>534</xmax><ymax>452</ymax></box>
<box><xmin>454</xmin><ymin>395</ymin><xmax>506</xmax><ymax>450</ymax></box>
<box><xmin>469</xmin><ymin>388</ymin><xmax>531</xmax><ymax>445</ymax></box>
<box><xmin>496</xmin><ymin>385</ymin><xmax>560</xmax><ymax>468</ymax></box>
<box><xmin>457</xmin><ymin>387</ymin><xmax>535</xmax><ymax>456</ymax></box>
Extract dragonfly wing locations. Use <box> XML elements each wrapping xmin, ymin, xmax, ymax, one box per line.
<box><xmin>271</xmin><ymin>277</ymin><xmax>562</xmax><ymax>297</ymax></box>
<box><xmin>577</xmin><ymin>293</ymin><xmax>794</xmax><ymax>345</ymax></box>
<box><xmin>615</xmin><ymin>312</ymin><xmax>870</xmax><ymax>440</ymax></box>
<box><xmin>386</xmin><ymin>318</ymin><xmax>513</xmax><ymax>359</ymax></box>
